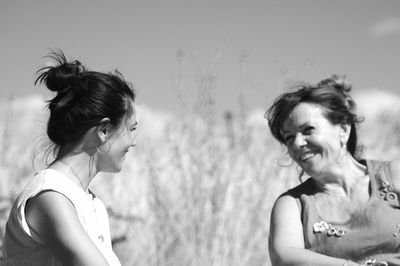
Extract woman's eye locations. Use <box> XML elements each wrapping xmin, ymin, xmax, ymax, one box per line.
<box><xmin>303</xmin><ymin>127</ymin><xmax>314</xmax><ymax>134</ymax></box>
<box><xmin>284</xmin><ymin>135</ymin><xmax>293</xmax><ymax>142</ymax></box>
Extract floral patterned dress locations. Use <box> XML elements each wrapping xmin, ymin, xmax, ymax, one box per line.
<box><xmin>286</xmin><ymin>160</ymin><xmax>400</xmax><ymax>263</ymax></box>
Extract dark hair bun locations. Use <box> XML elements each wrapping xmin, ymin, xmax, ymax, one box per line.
<box><xmin>35</xmin><ymin>51</ymin><xmax>85</xmax><ymax>93</ymax></box>
<box><xmin>34</xmin><ymin>50</ymin><xmax>135</xmax><ymax>151</ymax></box>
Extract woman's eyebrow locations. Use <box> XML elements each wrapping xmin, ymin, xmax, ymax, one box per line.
<box><xmin>282</xmin><ymin>123</ymin><xmax>310</xmax><ymax>134</ymax></box>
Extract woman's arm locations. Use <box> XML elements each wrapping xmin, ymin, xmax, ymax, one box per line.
<box><xmin>269</xmin><ymin>194</ymin><xmax>359</xmax><ymax>266</ymax></box>
<box><xmin>25</xmin><ymin>191</ymin><xmax>110</xmax><ymax>266</ymax></box>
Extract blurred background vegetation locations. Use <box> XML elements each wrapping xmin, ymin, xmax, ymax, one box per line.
<box><xmin>0</xmin><ymin>51</ymin><xmax>399</xmax><ymax>266</ymax></box>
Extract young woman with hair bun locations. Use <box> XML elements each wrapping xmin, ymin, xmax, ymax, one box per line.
<box><xmin>267</xmin><ymin>75</ymin><xmax>400</xmax><ymax>266</ymax></box>
<box><xmin>1</xmin><ymin>51</ymin><xmax>137</xmax><ymax>266</ymax></box>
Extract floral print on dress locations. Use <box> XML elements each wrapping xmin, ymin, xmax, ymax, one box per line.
<box><xmin>379</xmin><ymin>181</ymin><xmax>397</xmax><ymax>202</ymax></box>
<box><xmin>313</xmin><ymin>221</ymin><xmax>347</xmax><ymax>237</ymax></box>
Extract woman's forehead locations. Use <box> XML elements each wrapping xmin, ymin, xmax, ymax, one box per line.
<box><xmin>283</xmin><ymin>103</ymin><xmax>327</xmax><ymax>129</ymax></box>
<box><xmin>126</xmin><ymin>101</ymin><xmax>137</xmax><ymax>120</ymax></box>
<box><xmin>127</xmin><ymin>111</ymin><xmax>137</xmax><ymax>126</ymax></box>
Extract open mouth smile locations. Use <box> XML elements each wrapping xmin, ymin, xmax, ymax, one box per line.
<box><xmin>300</xmin><ymin>152</ymin><xmax>317</xmax><ymax>162</ymax></box>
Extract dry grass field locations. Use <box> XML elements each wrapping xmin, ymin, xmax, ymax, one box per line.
<box><xmin>0</xmin><ymin>55</ymin><xmax>399</xmax><ymax>265</ymax></box>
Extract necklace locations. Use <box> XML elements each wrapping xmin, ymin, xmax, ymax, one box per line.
<box><xmin>58</xmin><ymin>160</ymin><xmax>88</xmax><ymax>192</ymax></box>
<box><xmin>58</xmin><ymin>161</ymin><xmax>103</xmax><ymax>242</ymax></box>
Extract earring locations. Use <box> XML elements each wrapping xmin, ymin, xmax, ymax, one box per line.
<box><xmin>278</xmin><ymin>151</ymin><xmax>294</xmax><ymax>167</ymax></box>
<box><xmin>336</xmin><ymin>142</ymin><xmax>346</xmax><ymax>165</ymax></box>
<box><xmin>96</xmin><ymin>141</ymin><xmax>111</xmax><ymax>154</ymax></box>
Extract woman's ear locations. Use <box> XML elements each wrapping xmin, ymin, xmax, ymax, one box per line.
<box><xmin>339</xmin><ymin>124</ymin><xmax>351</xmax><ymax>144</ymax></box>
<box><xmin>97</xmin><ymin>118</ymin><xmax>112</xmax><ymax>142</ymax></box>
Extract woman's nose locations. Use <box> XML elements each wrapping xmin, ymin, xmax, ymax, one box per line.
<box><xmin>293</xmin><ymin>133</ymin><xmax>306</xmax><ymax>149</ymax></box>
<box><xmin>130</xmin><ymin>137</ymin><xmax>137</xmax><ymax>147</ymax></box>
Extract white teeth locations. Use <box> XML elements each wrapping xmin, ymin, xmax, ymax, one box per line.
<box><xmin>301</xmin><ymin>152</ymin><xmax>315</xmax><ymax>161</ymax></box>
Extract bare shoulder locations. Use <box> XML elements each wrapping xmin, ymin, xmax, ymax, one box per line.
<box><xmin>269</xmin><ymin>192</ymin><xmax>305</xmax><ymax>257</ymax></box>
<box><xmin>273</xmin><ymin>193</ymin><xmax>298</xmax><ymax>209</ymax></box>
<box><xmin>25</xmin><ymin>190</ymin><xmax>109</xmax><ymax>265</ymax></box>
<box><xmin>25</xmin><ymin>190</ymin><xmax>80</xmax><ymax>243</ymax></box>
<box><xmin>271</xmin><ymin>193</ymin><xmax>301</xmax><ymax>223</ymax></box>
<box><xmin>271</xmin><ymin>178</ymin><xmax>314</xmax><ymax>216</ymax></box>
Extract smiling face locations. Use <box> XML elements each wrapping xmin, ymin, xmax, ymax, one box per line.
<box><xmin>282</xmin><ymin>102</ymin><xmax>348</xmax><ymax>178</ymax></box>
<box><xmin>97</xmin><ymin>103</ymin><xmax>138</xmax><ymax>173</ymax></box>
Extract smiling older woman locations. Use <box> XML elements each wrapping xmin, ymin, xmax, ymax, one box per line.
<box><xmin>266</xmin><ymin>75</ymin><xmax>400</xmax><ymax>266</ymax></box>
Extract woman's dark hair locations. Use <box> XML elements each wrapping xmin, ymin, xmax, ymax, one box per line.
<box><xmin>265</xmin><ymin>74</ymin><xmax>363</xmax><ymax>156</ymax></box>
<box><xmin>35</xmin><ymin>50</ymin><xmax>135</xmax><ymax>152</ymax></box>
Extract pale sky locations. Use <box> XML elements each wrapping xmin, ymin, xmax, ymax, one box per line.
<box><xmin>1</xmin><ymin>0</ymin><xmax>400</xmax><ymax>115</ymax></box>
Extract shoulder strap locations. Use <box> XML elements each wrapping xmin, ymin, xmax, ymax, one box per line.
<box><xmin>283</xmin><ymin>178</ymin><xmax>316</xmax><ymax>224</ymax></box>
<box><xmin>368</xmin><ymin>160</ymin><xmax>399</xmax><ymax>205</ymax></box>
<box><xmin>367</xmin><ymin>160</ymin><xmax>390</xmax><ymax>185</ymax></box>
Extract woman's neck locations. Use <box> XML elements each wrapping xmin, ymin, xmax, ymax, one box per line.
<box><xmin>312</xmin><ymin>157</ymin><xmax>370</xmax><ymax>221</ymax></box>
<box><xmin>51</xmin><ymin>150</ymin><xmax>98</xmax><ymax>192</ymax></box>
<box><xmin>314</xmin><ymin>155</ymin><xmax>368</xmax><ymax>195</ymax></box>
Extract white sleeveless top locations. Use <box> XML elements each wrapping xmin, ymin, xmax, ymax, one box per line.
<box><xmin>1</xmin><ymin>169</ymin><xmax>121</xmax><ymax>266</ymax></box>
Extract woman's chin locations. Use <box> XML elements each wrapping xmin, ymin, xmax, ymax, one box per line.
<box><xmin>100</xmin><ymin>164</ymin><xmax>123</xmax><ymax>173</ymax></box>
<box><xmin>301</xmin><ymin>164</ymin><xmax>320</xmax><ymax>177</ymax></box>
